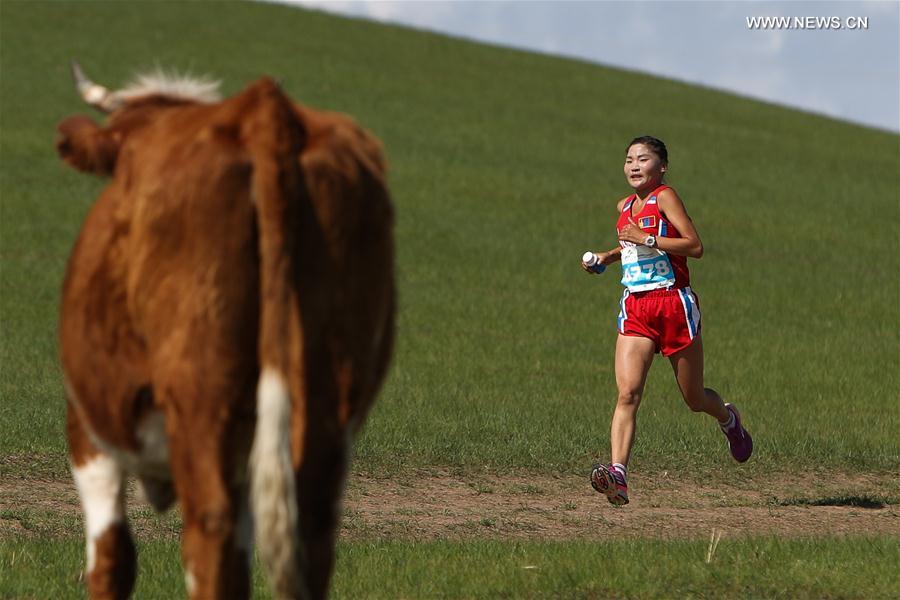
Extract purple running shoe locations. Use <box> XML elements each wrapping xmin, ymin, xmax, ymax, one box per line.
<box><xmin>590</xmin><ymin>463</ymin><xmax>629</xmax><ymax>506</ymax></box>
<box><xmin>722</xmin><ymin>403</ymin><xmax>753</xmax><ymax>463</ymax></box>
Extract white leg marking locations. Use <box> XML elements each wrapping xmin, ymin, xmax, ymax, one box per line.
<box><xmin>185</xmin><ymin>564</ymin><xmax>197</xmax><ymax>596</ymax></box>
<box><xmin>72</xmin><ymin>454</ymin><xmax>126</xmax><ymax>573</ymax></box>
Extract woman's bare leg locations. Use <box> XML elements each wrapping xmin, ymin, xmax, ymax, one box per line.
<box><xmin>611</xmin><ymin>334</ymin><xmax>657</xmax><ymax>466</ymax></box>
<box><xmin>668</xmin><ymin>335</ymin><xmax>729</xmax><ymax>422</ymax></box>
<box><xmin>669</xmin><ymin>335</ymin><xmax>753</xmax><ymax>461</ymax></box>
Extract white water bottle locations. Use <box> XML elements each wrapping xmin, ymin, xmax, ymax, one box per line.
<box><xmin>582</xmin><ymin>251</ymin><xmax>606</xmax><ymax>274</ymax></box>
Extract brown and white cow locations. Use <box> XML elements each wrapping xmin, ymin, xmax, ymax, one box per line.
<box><xmin>57</xmin><ymin>62</ymin><xmax>395</xmax><ymax>599</ymax></box>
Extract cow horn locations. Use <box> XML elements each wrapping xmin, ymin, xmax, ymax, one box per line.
<box><xmin>70</xmin><ymin>60</ymin><xmax>123</xmax><ymax>113</ymax></box>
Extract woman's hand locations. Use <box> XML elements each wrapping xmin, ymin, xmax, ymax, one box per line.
<box><xmin>617</xmin><ymin>217</ymin><xmax>648</xmax><ymax>245</ymax></box>
<box><xmin>581</xmin><ymin>251</ymin><xmax>612</xmax><ymax>272</ymax></box>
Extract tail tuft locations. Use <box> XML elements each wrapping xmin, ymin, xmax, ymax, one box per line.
<box><xmin>250</xmin><ymin>367</ymin><xmax>301</xmax><ymax>598</ymax></box>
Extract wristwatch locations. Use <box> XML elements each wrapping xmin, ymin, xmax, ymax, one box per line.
<box><xmin>644</xmin><ymin>235</ymin><xmax>657</xmax><ymax>248</ymax></box>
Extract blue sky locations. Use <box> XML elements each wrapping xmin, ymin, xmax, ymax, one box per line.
<box><xmin>283</xmin><ymin>1</ymin><xmax>899</xmax><ymax>133</ymax></box>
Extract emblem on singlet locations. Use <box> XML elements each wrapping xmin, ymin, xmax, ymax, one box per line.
<box><xmin>638</xmin><ymin>216</ymin><xmax>656</xmax><ymax>229</ymax></box>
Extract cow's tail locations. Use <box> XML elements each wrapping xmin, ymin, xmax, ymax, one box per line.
<box><xmin>245</xmin><ymin>78</ymin><xmax>307</xmax><ymax>599</ymax></box>
<box><xmin>251</xmin><ymin>367</ymin><xmax>299</xmax><ymax>597</ymax></box>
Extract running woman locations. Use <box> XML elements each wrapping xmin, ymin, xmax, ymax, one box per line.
<box><xmin>583</xmin><ymin>136</ymin><xmax>752</xmax><ymax>506</ymax></box>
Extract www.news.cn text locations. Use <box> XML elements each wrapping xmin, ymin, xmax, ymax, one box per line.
<box><xmin>746</xmin><ymin>16</ymin><xmax>869</xmax><ymax>30</ymax></box>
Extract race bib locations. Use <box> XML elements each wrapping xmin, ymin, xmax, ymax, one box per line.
<box><xmin>620</xmin><ymin>243</ymin><xmax>675</xmax><ymax>291</ymax></box>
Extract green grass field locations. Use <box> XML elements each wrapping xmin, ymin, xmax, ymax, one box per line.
<box><xmin>1</xmin><ymin>1</ymin><xmax>898</xmax><ymax>598</ymax></box>
<box><xmin>3</xmin><ymin>537</ymin><xmax>897</xmax><ymax>599</ymax></box>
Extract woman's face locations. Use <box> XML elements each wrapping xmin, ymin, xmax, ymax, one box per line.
<box><xmin>624</xmin><ymin>144</ymin><xmax>666</xmax><ymax>192</ymax></box>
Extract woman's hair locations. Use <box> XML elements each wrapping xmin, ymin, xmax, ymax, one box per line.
<box><xmin>626</xmin><ymin>136</ymin><xmax>668</xmax><ymax>165</ymax></box>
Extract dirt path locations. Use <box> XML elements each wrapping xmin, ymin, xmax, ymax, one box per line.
<box><xmin>2</xmin><ymin>470</ymin><xmax>898</xmax><ymax>542</ymax></box>
<box><xmin>342</xmin><ymin>469</ymin><xmax>900</xmax><ymax>541</ymax></box>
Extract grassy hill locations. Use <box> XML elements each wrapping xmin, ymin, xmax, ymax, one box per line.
<box><xmin>1</xmin><ymin>0</ymin><xmax>898</xmax><ymax>481</ymax></box>
<box><xmin>2</xmin><ymin>3</ymin><xmax>898</xmax><ymax>598</ymax></box>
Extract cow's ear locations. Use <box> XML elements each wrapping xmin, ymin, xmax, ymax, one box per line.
<box><xmin>56</xmin><ymin>115</ymin><xmax>120</xmax><ymax>176</ymax></box>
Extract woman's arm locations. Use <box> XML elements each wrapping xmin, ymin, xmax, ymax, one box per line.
<box><xmin>598</xmin><ymin>246</ymin><xmax>622</xmax><ymax>263</ymax></box>
<box><xmin>580</xmin><ymin>246</ymin><xmax>621</xmax><ymax>273</ymax></box>
<box><xmin>617</xmin><ymin>189</ymin><xmax>704</xmax><ymax>258</ymax></box>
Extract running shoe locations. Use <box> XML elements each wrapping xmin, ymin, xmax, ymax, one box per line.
<box><xmin>721</xmin><ymin>403</ymin><xmax>753</xmax><ymax>463</ymax></box>
<box><xmin>590</xmin><ymin>463</ymin><xmax>629</xmax><ymax>506</ymax></box>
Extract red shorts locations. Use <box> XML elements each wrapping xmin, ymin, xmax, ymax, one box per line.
<box><xmin>616</xmin><ymin>287</ymin><xmax>701</xmax><ymax>356</ymax></box>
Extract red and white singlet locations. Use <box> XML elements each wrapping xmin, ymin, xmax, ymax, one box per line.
<box><xmin>616</xmin><ymin>185</ymin><xmax>690</xmax><ymax>292</ymax></box>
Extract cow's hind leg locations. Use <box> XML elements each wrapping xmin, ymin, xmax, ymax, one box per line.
<box><xmin>68</xmin><ymin>405</ymin><xmax>136</xmax><ymax>600</ymax></box>
<box><xmin>298</xmin><ymin>440</ymin><xmax>350</xmax><ymax>600</ymax></box>
<box><xmin>168</xmin><ymin>419</ymin><xmax>250</xmax><ymax>599</ymax></box>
